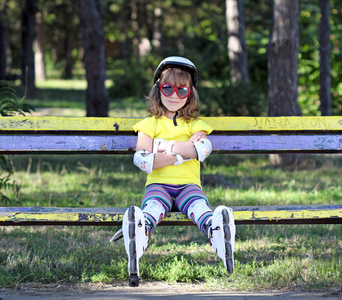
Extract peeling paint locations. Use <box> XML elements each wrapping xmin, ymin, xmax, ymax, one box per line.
<box><xmin>1</xmin><ymin>207</ymin><xmax>341</xmax><ymax>225</ymax></box>
<box><xmin>1</xmin><ymin>116</ymin><xmax>342</xmax><ymax>132</ymax></box>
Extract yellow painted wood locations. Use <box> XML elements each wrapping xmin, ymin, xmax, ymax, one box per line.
<box><xmin>232</xmin><ymin>208</ymin><xmax>342</xmax><ymax>222</ymax></box>
<box><xmin>0</xmin><ymin>117</ymin><xmax>141</xmax><ymax>132</ymax></box>
<box><xmin>204</xmin><ymin>116</ymin><xmax>342</xmax><ymax>131</ymax></box>
<box><xmin>1</xmin><ymin>116</ymin><xmax>342</xmax><ymax>132</ymax></box>
<box><xmin>1</xmin><ymin>208</ymin><xmax>341</xmax><ymax>224</ymax></box>
<box><xmin>0</xmin><ymin>212</ymin><xmax>122</xmax><ymax>223</ymax></box>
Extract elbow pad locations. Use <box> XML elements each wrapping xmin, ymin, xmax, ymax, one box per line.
<box><xmin>194</xmin><ymin>138</ymin><xmax>212</xmax><ymax>162</ymax></box>
<box><xmin>133</xmin><ymin>150</ymin><xmax>155</xmax><ymax>174</ymax></box>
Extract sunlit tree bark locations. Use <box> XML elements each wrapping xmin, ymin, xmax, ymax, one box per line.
<box><xmin>226</xmin><ymin>0</ymin><xmax>249</xmax><ymax>84</ymax></box>
<box><xmin>268</xmin><ymin>0</ymin><xmax>301</xmax><ymax>117</ymax></box>
<box><xmin>268</xmin><ymin>0</ymin><xmax>301</xmax><ymax>167</ymax></box>
<box><xmin>34</xmin><ymin>11</ymin><xmax>46</xmax><ymax>81</ymax></box>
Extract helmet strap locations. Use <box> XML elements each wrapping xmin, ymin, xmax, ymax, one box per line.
<box><xmin>173</xmin><ymin>111</ymin><xmax>178</xmax><ymax>126</ymax></box>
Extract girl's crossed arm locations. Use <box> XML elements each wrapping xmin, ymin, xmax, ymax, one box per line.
<box><xmin>135</xmin><ymin>131</ymin><xmax>177</xmax><ymax>169</ymax></box>
<box><xmin>135</xmin><ymin>131</ymin><xmax>207</xmax><ymax>170</ymax></box>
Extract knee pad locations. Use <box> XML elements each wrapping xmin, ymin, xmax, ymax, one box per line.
<box><xmin>187</xmin><ymin>199</ymin><xmax>212</xmax><ymax>224</ymax></box>
<box><xmin>133</xmin><ymin>150</ymin><xmax>154</xmax><ymax>174</ymax></box>
<box><xmin>194</xmin><ymin>138</ymin><xmax>212</xmax><ymax>162</ymax></box>
<box><xmin>142</xmin><ymin>199</ymin><xmax>166</xmax><ymax>224</ymax></box>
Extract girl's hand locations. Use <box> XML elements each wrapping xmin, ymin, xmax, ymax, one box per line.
<box><xmin>155</xmin><ymin>139</ymin><xmax>169</xmax><ymax>153</ymax></box>
<box><xmin>189</xmin><ymin>131</ymin><xmax>206</xmax><ymax>142</ymax></box>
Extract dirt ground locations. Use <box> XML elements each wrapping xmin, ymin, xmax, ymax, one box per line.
<box><xmin>1</xmin><ymin>282</ymin><xmax>342</xmax><ymax>300</ymax></box>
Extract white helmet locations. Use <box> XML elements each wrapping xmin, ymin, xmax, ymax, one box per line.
<box><xmin>154</xmin><ymin>56</ymin><xmax>198</xmax><ymax>86</ymax></box>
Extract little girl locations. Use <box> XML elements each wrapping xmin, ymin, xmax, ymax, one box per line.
<box><xmin>117</xmin><ymin>56</ymin><xmax>235</xmax><ymax>287</ymax></box>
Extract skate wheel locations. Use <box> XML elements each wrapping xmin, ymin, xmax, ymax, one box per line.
<box><xmin>129</xmin><ymin>222</ymin><xmax>135</xmax><ymax>239</ymax></box>
<box><xmin>129</xmin><ymin>274</ymin><xmax>139</xmax><ymax>287</ymax></box>
<box><xmin>225</xmin><ymin>241</ymin><xmax>232</xmax><ymax>258</ymax></box>
<box><xmin>224</xmin><ymin>224</ymin><xmax>231</xmax><ymax>241</ymax></box>
<box><xmin>129</xmin><ymin>240</ymin><xmax>136</xmax><ymax>257</ymax></box>
<box><xmin>130</xmin><ymin>257</ymin><xmax>137</xmax><ymax>273</ymax></box>
<box><xmin>128</xmin><ymin>206</ymin><xmax>135</xmax><ymax>222</ymax></box>
<box><xmin>222</xmin><ymin>209</ymin><xmax>229</xmax><ymax>224</ymax></box>
<box><xmin>226</xmin><ymin>258</ymin><xmax>234</xmax><ymax>274</ymax></box>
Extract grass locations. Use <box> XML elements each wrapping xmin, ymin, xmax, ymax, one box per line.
<box><xmin>0</xmin><ymin>80</ymin><xmax>341</xmax><ymax>291</ymax></box>
<box><xmin>27</xmin><ymin>80</ymin><xmax>148</xmax><ymax>117</ymax></box>
<box><xmin>1</xmin><ymin>154</ymin><xmax>341</xmax><ymax>291</ymax></box>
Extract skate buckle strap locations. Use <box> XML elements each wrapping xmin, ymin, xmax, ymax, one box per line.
<box><xmin>109</xmin><ymin>228</ymin><xmax>123</xmax><ymax>243</ymax></box>
<box><xmin>208</xmin><ymin>226</ymin><xmax>220</xmax><ymax>238</ymax></box>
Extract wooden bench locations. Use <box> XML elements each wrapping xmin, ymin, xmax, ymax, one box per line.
<box><xmin>0</xmin><ymin>116</ymin><xmax>341</xmax><ymax>226</ymax></box>
<box><xmin>1</xmin><ymin>115</ymin><xmax>342</xmax><ymax>290</ymax></box>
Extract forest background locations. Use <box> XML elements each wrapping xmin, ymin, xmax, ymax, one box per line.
<box><xmin>0</xmin><ymin>0</ymin><xmax>341</xmax><ymax>119</ymax></box>
<box><xmin>0</xmin><ymin>0</ymin><xmax>342</xmax><ymax>290</ymax></box>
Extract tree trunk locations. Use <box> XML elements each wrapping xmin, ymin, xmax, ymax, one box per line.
<box><xmin>268</xmin><ymin>0</ymin><xmax>301</xmax><ymax>117</ymax></box>
<box><xmin>20</xmin><ymin>0</ymin><xmax>37</xmax><ymax>97</ymax></box>
<box><xmin>0</xmin><ymin>4</ymin><xmax>9</xmax><ymax>80</ymax></box>
<box><xmin>226</xmin><ymin>0</ymin><xmax>249</xmax><ymax>85</ymax></box>
<box><xmin>34</xmin><ymin>11</ymin><xmax>46</xmax><ymax>82</ymax></box>
<box><xmin>77</xmin><ymin>0</ymin><xmax>108</xmax><ymax>117</ymax></box>
<box><xmin>268</xmin><ymin>0</ymin><xmax>301</xmax><ymax>167</ymax></box>
<box><xmin>63</xmin><ymin>3</ymin><xmax>76</xmax><ymax>79</ymax></box>
<box><xmin>319</xmin><ymin>0</ymin><xmax>332</xmax><ymax>116</ymax></box>
<box><xmin>131</xmin><ymin>0</ymin><xmax>140</xmax><ymax>63</ymax></box>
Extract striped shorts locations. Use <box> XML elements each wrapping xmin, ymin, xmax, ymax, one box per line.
<box><xmin>141</xmin><ymin>183</ymin><xmax>213</xmax><ymax>234</ymax></box>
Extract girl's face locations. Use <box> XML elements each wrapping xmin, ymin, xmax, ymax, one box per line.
<box><xmin>160</xmin><ymin>84</ymin><xmax>189</xmax><ymax>117</ymax></box>
<box><xmin>159</xmin><ymin>69</ymin><xmax>192</xmax><ymax>118</ymax></box>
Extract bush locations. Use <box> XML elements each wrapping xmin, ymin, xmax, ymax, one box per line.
<box><xmin>108</xmin><ymin>58</ymin><xmax>156</xmax><ymax>99</ymax></box>
<box><xmin>0</xmin><ymin>81</ymin><xmax>35</xmax><ymax>203</ymax></box>
<box><xmin>0</xmin><ymin>81</ymin><xmax>35</xmax><ymax>116</ymax></box>
<box><xmin>199</xmin><ymin>81</ymin><xmax>267</xmax><ymax>116</ymax></box>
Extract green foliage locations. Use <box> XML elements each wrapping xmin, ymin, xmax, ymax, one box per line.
<box><xmin>199</xmin><ymin>81</ymin><xmax>267</xmax><ymax>116</ymax></box>
<box><xmin>298</xmin><ymin>0</ymin><xmax>342</xmax><ymax>115</ymax></box>
<box><xmin>108</xmin><ymin>58</ymin><xmax>154</xmax><ymax>99</ymax></box>
<box><xmin>0</xmin><ymin>81</ymin><xmax>34</xmax><ymax>203</ymax></box>
<box><xmin>0</xmin><ymin>81</ymin><xmax>35</xmax><ymax>116</ymax></box>
<box><xmin>4</xmin><ymin>0</ymin><xmax>342</xmax><ymax>116</ymax></box>
<box><xmin>0</xmin><ymin>173</ymin><xmax>15</xmax><ymax>204</ymax></box>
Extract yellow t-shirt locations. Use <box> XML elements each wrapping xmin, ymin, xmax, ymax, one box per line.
<box><xmin>133</xmin><ymin>116</ymin><xmax>213</xmax><ymax>187</ymax></box>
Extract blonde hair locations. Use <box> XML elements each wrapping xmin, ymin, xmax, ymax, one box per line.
<box><xmin>147</xmin><ymin>68</ymin><xmax>200</xmax><ymax>121</ymax></box>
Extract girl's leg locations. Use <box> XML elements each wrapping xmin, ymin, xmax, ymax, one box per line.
<box><xmin>122</xmin><ymin>184</ymin><xmax>173</xmax><ymax>287</ymax></box>
<box><xmin>141</xmin><ymin>184</ymin><xmax>173</xmax><ymax>232</ymax></box>
<box><xmin>175</xmin><ymin>185</ymin><xmax>235</xmax><ymax>275</ymax></box>
<box><xmin>174</xmin><ymin>184</ymin><xmax>213</xmax><ymax>234</ymax></box>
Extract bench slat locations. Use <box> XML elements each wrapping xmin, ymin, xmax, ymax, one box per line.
<box><xmin>1</xmin><ymin>134</ymin><xmax>342</xmax><ymax>154</ymax></box>
<box><xmin>1</xmin><ymin>205</ymin><xmax>341</xmax><ymax>226</ymax></box>
<box><xmin>1</xmin><ymin>116</ymin><xmax>342</xmax><ymax>132</ymax></box>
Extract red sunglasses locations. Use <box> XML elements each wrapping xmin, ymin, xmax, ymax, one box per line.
<box><xmin>160</xmin><ymin>83</ymin><xmax>191</xmax><ymax>99</ymax></box>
